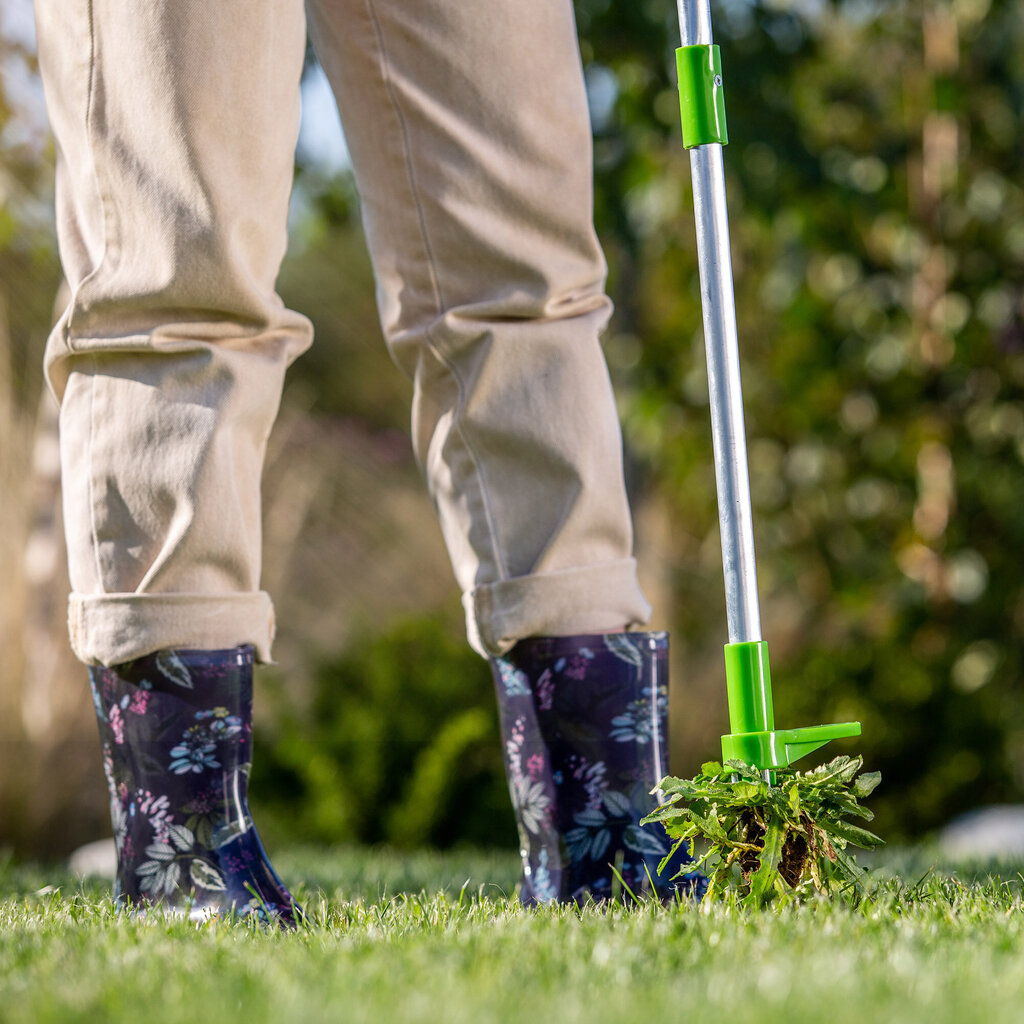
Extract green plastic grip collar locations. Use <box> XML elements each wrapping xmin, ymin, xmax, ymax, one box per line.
<box><xmin>725</xmin><ymin>640</ymin><xmax>774</xmax><ymax>734</ymax></box>
<box><xmin>676</xmin><ymin>44</ymin><xmax>728</xmax><ymax>149</ymax></box>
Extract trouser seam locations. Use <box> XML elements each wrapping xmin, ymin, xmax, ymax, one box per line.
<box><xmin>67</xmin><ymin>0</ymin><xmax>116</xmax><ymax>348</ymax></box>
<box><xmin>361</xmin><ymin>0</ymin><xmax>509</xmax><ymax>582</ymax></box>
<box><xmin>85</xmin><ymin>369</ymin><xmax>105</xmax><ymax>591</ymax></box>
<box><xmin>423</xmin><ymin>328</ymin><xmax>510</xmax><ymax>582</ymax></box>
<box><xmin>362</xmin><ymin>0</ymin><xmax>445</xmax><ymax>314</ymax></box>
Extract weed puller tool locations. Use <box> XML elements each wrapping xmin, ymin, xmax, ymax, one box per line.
<box><xmin>674</xmin><ymin>0</ymin><xmax>861</xmax><ymax>773</ymax></box>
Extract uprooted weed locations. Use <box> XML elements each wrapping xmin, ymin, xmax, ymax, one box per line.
<box><xmin>644</xmin><ymin>755</ymin><xmax>883</xmax><ymax>906</ymax></box>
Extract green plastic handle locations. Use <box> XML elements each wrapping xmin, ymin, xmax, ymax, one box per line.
<box><xmin>676</xmin><ymin>44</ymin><xmax>728</xmax><ymax>149</ymax></box>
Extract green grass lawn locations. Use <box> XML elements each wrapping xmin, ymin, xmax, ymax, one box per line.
<box><xmin>2</xmin><ymin>846</ymin><xmax>1023</xmax><ymax>1024</ymax></box>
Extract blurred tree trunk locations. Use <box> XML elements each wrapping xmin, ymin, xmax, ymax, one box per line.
<box><xmin>0</xmin><ymin>297</ymin><xmax>32</xmax><ymax>848</ymax></box>
<box><xmin>0</xmin><ymin>310</ymin><xmax>107</xmax><ymax>856</ymax></box>
<box><xmin>20</xmin><ymin>390</ymin><xmax>108</xmax><ymax>854</ymax></box>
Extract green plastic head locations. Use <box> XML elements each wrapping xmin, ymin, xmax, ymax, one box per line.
<box><xmin>721</xmin><ymin>641</ymin><xmax>861</xmax><ymax>770</ymax></box>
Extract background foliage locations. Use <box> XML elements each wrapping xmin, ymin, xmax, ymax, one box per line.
<box><xmin>251</xmin><ymin>615</ymin><xmax>515</xmax><ymax>851</ymax></box>
<box><xmin>576</xmin><ymin>0</ymin><xmax>1024</xmax><ymax>840</ymax></box>
<box><xmin>1</xmin><ymin>0</ymin><xmax>1023</xmax><ymax>854</ymax></box>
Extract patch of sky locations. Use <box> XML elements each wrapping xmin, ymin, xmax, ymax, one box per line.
<box><xmin>297</xmin><ymin>60</ymin><xmax>350</xmax><ymax>174</ymax></box>
<box><xmin>1</xmin><ymin>0</ymin><xmax>36</xmax><ymax>47</ymax></box>
<box><xmin>290</xmin><ymin>60</ymin><xmax>352</xmax><ymax>234</ymax></box>
<box><xmin>584</xmin><ymin>64</ymin><xmax>618</xmax><ymax>133</ymax></box>
<box><xmin>1</xmin><ymin>0</ymin><xmax>49</xmax><ymax>156</ymax></box>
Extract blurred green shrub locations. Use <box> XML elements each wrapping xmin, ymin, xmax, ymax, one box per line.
<box><xmin>250</xmin><ymin>614</ymin><xmax>516</xmax><ymax>850</ymax></box>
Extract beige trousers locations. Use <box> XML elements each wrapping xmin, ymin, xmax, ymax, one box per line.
<box><xmin>34</xmin><ymin>0</ymin><xmax>652</xmax><ymax>665</ymax></box>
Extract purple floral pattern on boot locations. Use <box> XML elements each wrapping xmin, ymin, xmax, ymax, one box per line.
<box><xmin>88</xmin><ymin>646</ymin><xmax>299</xmax><ymax>925</ymax></box>
<box><xmin>492</xmin><ymin>632</ymin><xmax>706</xmax><ymax>906</ymax></box>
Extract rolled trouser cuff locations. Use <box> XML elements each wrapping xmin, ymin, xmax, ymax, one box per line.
<box><xmin>68</xmin><ymin>592</ymin><xmax>275</xmax><ymax>667</ymax></box>
<box><xmin>463</xmin><ymin>558</ymin><xmax>652</xmax><ymax>658</ymax></box>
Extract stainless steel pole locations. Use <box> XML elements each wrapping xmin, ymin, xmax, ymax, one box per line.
<box><xmin>676</xmin><ymin>0</ymin><xmax>763</xmax><ymax>646</ymax></box>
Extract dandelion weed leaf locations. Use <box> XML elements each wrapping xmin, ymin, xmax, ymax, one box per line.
<box><xmin>829</xmin><ymin>843</ymin><xmax>871</xmax><ymax>896</ymax></box>
<box><xmin>731</xmin><ymin>781</ymin><xmax>765</xmax><ymax>803</ymax></box>
<box><xmin>724</xmin><ymin>759</ymin><xmax>762</xmax><ymax>781</ymax></box>
<box><xmin>805</xmin><ymin>755</ymin><xmax>862</xmax><ymax>786</ymax></box>
<box><xmin>817</xmin><ymin>817</ymin><xmax>884</xmax><ymax>850</ymax></box>
<box><xmin>640</xmin><ymin>802</ymin><xmax>689</xmax><ymax>825</ymax></box>
<box><xmin>748</xmin><ymin>818</ymin><xmax>786</xmax><ymax>906</ymax></box>
<box><xmin>853</xmin><ymin>771</ymin><xmax>882</xmax><ymax>798</ymax></box>
<box><xmin>690</xmin><ymin>808</ymin><xmax>730</xmax><ymax>844</ymax></box>
<box><xmin>788</xmin><ymin>786</ymin><xmax>801</xmax><ymax>815</ymax></box>
<box><xmin>656</xmin><ymin>776</ymin><xmax>700</xmax><ymax>798</ymax></box>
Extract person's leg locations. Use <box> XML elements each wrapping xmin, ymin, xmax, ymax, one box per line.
<box><xmin>306</xmin><ymin>0</ymin><xmax>697</xmax><ymax>901</ymax></box>
<box><xmin>305</xmin><ymin>0</ymin><xmax>650</xmax><ymax>657</ymax></box>
<box><xmin>35</xmin><ymin>0</ymin><xmax>309</xmax><ymax>918</ymax></box>
<box><xmin>36</xmin><ymin>0</ymin><xmax>311</xmax><ymax>667</ymax></box>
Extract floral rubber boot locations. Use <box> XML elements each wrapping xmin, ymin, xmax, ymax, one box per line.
<box><xmin>88</xmin><ymin>645</ymin><xmax>300</xmax><ymax>925</ymax></box>
<box><xmin>491</xmin><ymin>632</ymin><xmax>707</xmax><ymax>906</ymax></box>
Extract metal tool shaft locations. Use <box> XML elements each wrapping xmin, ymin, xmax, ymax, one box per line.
<box><xmin>677</xmin><ymin>0</ymin><xmax>762</xmax><ymax>645</ymax></box>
